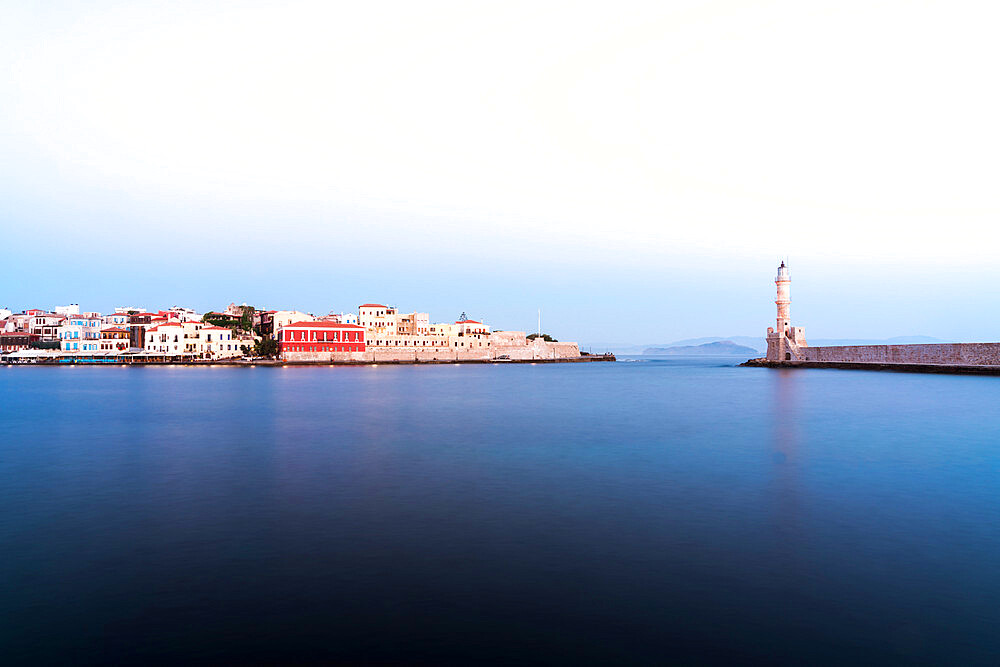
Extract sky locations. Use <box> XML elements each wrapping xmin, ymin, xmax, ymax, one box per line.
<box><xmin>3</xmin><ymin>0</ymin><xmax>1000</xmax><ymax>346</ymax></box>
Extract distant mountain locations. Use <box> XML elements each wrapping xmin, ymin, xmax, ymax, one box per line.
<box><xmin>643</xmin><ymin>340</ymin><xmax>760</xmax><ymax>356</ymax></box>
<box><xmin>663</xmin><ymin>336</ymin><xmax>766</xmax><ymax>353</ymax></box>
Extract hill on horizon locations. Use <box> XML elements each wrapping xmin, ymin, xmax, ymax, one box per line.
<box><xmin>643</xmin><ymin>341</ymin><xmax>759</xmax><ymax>356</ymax></box>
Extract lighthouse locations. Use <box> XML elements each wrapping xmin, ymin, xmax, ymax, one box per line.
<box><xmin>775</xmin><ymin>261</ymin><xmax>791</xmax><ymax>334</ymax></box>
<box><xmin>766</xmin><ymin>261</ymin><xmax>807</xmax><ymax>361</ymax></box>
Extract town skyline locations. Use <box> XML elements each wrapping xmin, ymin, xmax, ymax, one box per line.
<box><xmin>5</xmin><ymin>254</ymin><xmax>1000</xmax><ymax>349</ymax></box>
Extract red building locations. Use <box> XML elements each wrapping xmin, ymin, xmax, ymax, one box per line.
<box><xmin>281</xmin><ymin>321</ymin><xmax>366</xmax><ymax>358</ymax></box>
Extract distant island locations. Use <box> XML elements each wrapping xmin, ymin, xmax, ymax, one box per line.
<box><xmin>643</xmin><ymin>340</ymin><xmax>759</xmax><ymax>356</ymax></box>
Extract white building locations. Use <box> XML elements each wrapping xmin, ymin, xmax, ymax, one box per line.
<box><xmin>321</xmin><ymin>311</ymin><xmax>358</xmax><ymax>325</ymax></box>
<box><xmin>168</xmin><ymin>306</ymin><xmax>203</xmax><ymax>323</ymax></box>
<box><xmin>358</xmin><ymin>303</ymin><xmax>492</xmax><ymax>351</ymax></box>
<box><xmin>54</xmin><ymin>304</ymin><xmax>80</xmax><ymax>316</ymax></box>
<box><xmin>144</xmin><ymin>321</ymin><xmax>241</xmax><ymax>358</ymax></box>
<box><xmin>29</xmin><ymin>313</ymin><xmax>66</xmax><ymax>340</ymax></box>
<box><xmin>358</xmin><ymin>304</ymin><xmax>398</xmax><ymax>336</ymax></box>
<box><xmin>271</xmin><ymin>310</ymin><xmax>315</xmax><ymax>339</ymax></box>
<box><xmin>202</xmin><ymin>325</ymin><xmax>242</xmax><ymax>358</ymax></box>
<box><xmin>103</xmin><ymin>312</ymin><xmax>129</xmax><ymax>327</ymax></box>
<box><xmin>58</xmin><ymin>315</ymin><xmax>103</xmax><ymax>352</ymax></box>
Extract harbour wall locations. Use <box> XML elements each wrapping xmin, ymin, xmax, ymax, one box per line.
<box><xmin>797</xmin><ymin>342</ymin><xmax>1000</xmax><ymax>366</ymax></box>
<box><xmin>281</xmin><ymin>338</ymin><xmax>583</xmax><ymax>364</ymax></box>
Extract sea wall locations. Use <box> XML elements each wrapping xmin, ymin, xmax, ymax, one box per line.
<box><xmin>798</xmin><ymin>343</ymin><xmax>1000</xmax><ymax>365</ymax></box>
<box><xmin>280</xmin><ymin>337</ymin><xmax>582</xmax><ymax>363</ymax></box>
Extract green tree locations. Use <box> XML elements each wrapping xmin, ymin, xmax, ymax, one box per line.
<box><xmin>527</xmin><ymin>333</ymin><xmax>557</xmax><ymax>342</ymax></box>
<box><xmin>238</xmin><ymin>306</ymin><xmax>255</xmax><ymax>334</ymax></box>
<box><xmin>253</xmin><ymin>337</ymin><xmax>280</xmax><ymax>358</ymax></box>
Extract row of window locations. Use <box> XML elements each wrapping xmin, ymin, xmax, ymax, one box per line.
<box><xmin>285</xmin><ymin>331</ymin><xmax>362</xmax><ymax>342</ymax></box>
<box><xmin>63</xmin><ymin>342</ymin><xmax>99</xmax><ymax>351</ymax></box>
<box><xmin>60</xmin><ymin>331</ymin><xmax>100</xmax><ymax>339</ymax></box>
<box><xmin>285</xmin><ymin>345</ymin><xmax>363</xmax><ymax>353</ymax></box>
<box><xmin>372</xmin><ymin>339</ymin><xmax>447</xmax><ymax>347</ymax></box>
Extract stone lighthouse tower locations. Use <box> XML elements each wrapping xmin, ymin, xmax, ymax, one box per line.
<box><xmin>775</xmin><ymin>261</ymin><xmax>791</xmax><ymax>334</ymax></box>
<box><xmin>766</xmin><ymin>261</ymin><xmax>807</xmax><ymax>361</ymax></box>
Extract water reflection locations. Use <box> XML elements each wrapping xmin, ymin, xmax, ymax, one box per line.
<box><xmin>771</xmin><ymin>368</ymin><xmax>803</xmax><ymax>591</ymax></box>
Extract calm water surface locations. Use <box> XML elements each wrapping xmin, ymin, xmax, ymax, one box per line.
<box><xmin>2</xmin><ymin>358</ymin><xmax>999</xmax><ymax>664</ymax></box>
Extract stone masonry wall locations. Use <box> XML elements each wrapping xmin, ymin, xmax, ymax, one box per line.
<box><xmin>281</xmin><ymin>337</ymin><xmax>581</xmax><ymax>363</ymax></box>
<box><xmin>799</xmin><ymin>343</ymin><xmax>1000</xmax><ymax>366</ymax></box>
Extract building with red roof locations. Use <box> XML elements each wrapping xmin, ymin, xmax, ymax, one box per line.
<box><xmin>280</xmin><ymin>321</ymin><xmax>366</xmax><ymax>361</ymax></box>
<box><xmin>144</xmin><ymin>321</ymin><xmax>243</xmax><ymax>358</ymax></box>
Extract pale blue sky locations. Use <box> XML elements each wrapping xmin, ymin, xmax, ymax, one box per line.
<box><xmin>3</xmin><ymin>1</ymin><xmax>1000</xmax><ymax>346</ymax></box>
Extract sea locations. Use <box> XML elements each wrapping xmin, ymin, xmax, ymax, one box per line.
<box><xmin>2</xmin><ymin>357</ymin><xmax>999</xmax><ymax>664</ymax></box>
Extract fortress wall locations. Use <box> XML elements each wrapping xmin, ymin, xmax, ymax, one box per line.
<box><xmin>493</xmin><ymin>340</ymin><xmax>581</xmax><ymax>360</ymax></box>
<box><xmin>490</xmin><ymin>331</ymin><xmax>528</xmax><ymax>346</ymax></box>
<box><xmin>800</xmin><ymin>343</ymin><xmax>1000</xmax><ymax>365</ymax></box>
<box><xmin>282</xmin><ymin>338</ymin><xmax>582</xmax><ymax>363</ymax></box>
<box><xmin>544</xmin><ymin>342</ymin><xmax>582</xmax><ymax>359</ymax></box>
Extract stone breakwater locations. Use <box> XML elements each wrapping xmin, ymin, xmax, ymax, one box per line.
<box><xmin>744</xmin><ymin>342</ymin><xmax>1000</xmax><ymax>375</ymax></box>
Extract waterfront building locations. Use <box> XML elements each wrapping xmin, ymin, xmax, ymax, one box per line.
<box><xmin>29</xmin><ymin>313</ymin><xmax>66</xmax><ymax>341</ymax></box>
<box><xmin>58</xmin><ymin>315</ymin><xmax>104</xmax><ymax>352</ymax></box>
<box><xmin>396</xmin><ymin>311</ymin><xmax>430</xmax><ymax>335</ymax></box>
<box><xmin>98</xmin><ymin>327</ymin><xmax>131</xmax><ymax>353</ymax></box>
<box><xmin>358</xmin><ymin>303</ymin><xmax>493</xmax><ymax>351</ymax></box>
<box><xmin>358</xmin><ymin>304</ymin><xmax>402</xmax><ymax>337</ymax></box>
<box><xmin>127</xmin><ymin>312</ymin><xmax>154</xmax><ymax>349</ymax></box>
<box><xmin>146</xmin><ymin>322</ymin><xmax>194</xmax><ymax>356</ymax></box>
<box><xmin>145</xmin><ymin>322</ymin><xmax>188</xmax><ymax>356</ymax></box>
<box><xmin>201</xmin><ymin>325</ymin><xmax>242</xmax><ymax>358</ymax></box>
<box><xmin>280</xmin><ymin>321</ymin><xmax>366</xmax><ymax>361</ymax></box>
<box><xmin>0</xmin><ymin>332</ymin><xmax>38</xmax><ymax>353</ymax></box>
<box><xmin>144</xmin><ymin>321</ymin><xmax>242</xmax><ymax>358</ymax></box>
